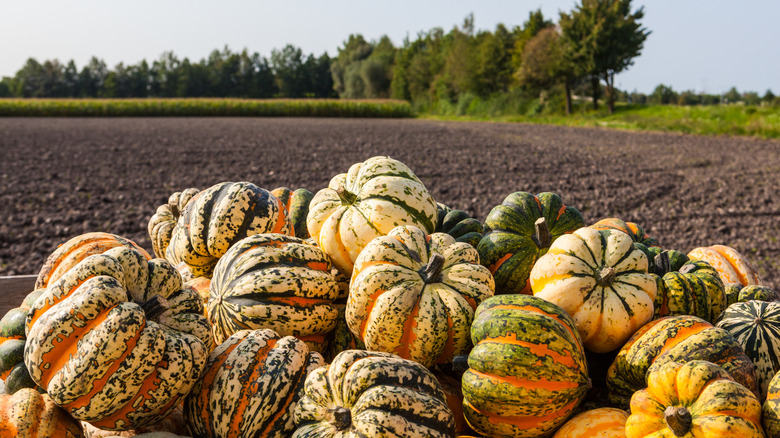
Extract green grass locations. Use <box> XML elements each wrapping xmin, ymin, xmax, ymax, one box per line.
<box><xmin>422</xmin><ymin>103</ymin><xmax>780</xmax><ymax>139</ymax></box>
<box><xmin>0</xmin><ymin>98</ymin><xmax>413</xmax><ymax>118</ymax></box>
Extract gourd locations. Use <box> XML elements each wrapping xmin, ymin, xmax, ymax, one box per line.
<box><xmin>166</xmin><ymin>181</ymin><xmax>290</xmax><ymax>277</ymax></box>
<box><xmin>25</xmin><ymin>246</ymin><xmax>213</xmax><ymax>430</ymax></box>
<box><xmin>606</xmin><ymin>315</ymin><xmax>758</xmax><ymax>408</ymax></box>
<box><xmin>271</xmin><ymin>187</ymin><xmax>315</xmax><ymax>239</ymax></box>
<box><xmin>651</xmin><ymin>250</ymin><xmax>726</xmax><ymax>323</ymax></box>
<box><xmin>530</xmin><ymin>227</ymin><xmax>657</xmax><ymax>353</ymax></box>
<box><xmin>306</xmin><ymin>156</ymin><xmax>438</xmax><ymax>275</ymax></box>
<box><xmin>0</xmin><ymin>387</ymin><xmax>84</xmax><ymax>437</ymax></box>
<box><xmin>625</xmin><ymin>360</ymin><xmax>763</xmax><ymax>437</ymax></box>
<box><xmin>590</xmin><ymin>217</ymin><xmax>660</xmax><ymax>248</ymax></box>
<box><xmin>553</xmin><ymin>407</ymin><xmax>629</xmax><ymax>438</ymax></box>
<box><xmin>208</xmin><ymin>233</ymin><xmax>339</xmax><ymax>350</ymax></box>
<box><xmin>292</xmin><ymin>350</ymin><xmax>455</xmax><ymax>437</ymax></box>
<box><xmin>0</xmin><ymin>289</ymin><xmax>43</xmax><ymax>395</ymax></box>
<box><xmin>148</xmin><ymin>187</ymin><xmax>200</xmax><ymax>259</ymax></box>
<box><xmin>716</xmin><ymin>300</ymin><xmax>780</xmax><ymax>400</ymax></box>
<box><xmin>346</xmin><ymin>225</ymin><xmax>494</xmax><ymax>367</ymax></box>
<box><xmin>764</xmin><ymin>370</ymin><xmax>780</xmax><ymax>437</ymax></box>
<box><xmin>477</xmin><ymin>191</ymin><xmax>584</xmax><ymax>295</ymax></box>
<box><xmin>185</xmin><ymin>329</ymin><xmax>324</xmax><ymax>438</ymax></box>
<box><xmin>435</xmin><ymin>202</ymin><xmax>484</xmax><ymax>247</ymax></box>
<box><xmin>725</xmin><ymin>284</ymin><xmax>778</xmax><ymax>306</ymax></box>
<box><xmin>688</xmin><ymin>244</ymin><xmax>762</xmax><ymax>287</ymax></box>
<box><xmin>462</xmin><ymin>294</ymin><xmax>590</xmax><ymax>438</ymax></box>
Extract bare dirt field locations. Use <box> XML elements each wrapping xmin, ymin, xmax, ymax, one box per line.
<box><xmin>1</xmin><ymin>117</ymin><xmax>778</xmax><ymax>292</ymax></box>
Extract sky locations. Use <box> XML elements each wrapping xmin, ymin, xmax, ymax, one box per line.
<box><xmin>1</xmin><ymin>0</ymin><xmax>778</xmax><ymax>94</ymax></box>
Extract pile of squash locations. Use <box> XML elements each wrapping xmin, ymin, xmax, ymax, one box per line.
<box><xmin>1</xmin><ymin>155</ymin><xmax>778</xmax><ymax>438</ymax></box>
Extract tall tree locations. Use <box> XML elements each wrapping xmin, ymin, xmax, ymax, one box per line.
<box><xmin>517</xmin><ymin>27</ymin><xmax>565</xmax><ymax>107</ymax></box>
<box><xmin>560</xmin><ymin>0</ymin><xmax>650</xmax><ymax>113</ymax></box>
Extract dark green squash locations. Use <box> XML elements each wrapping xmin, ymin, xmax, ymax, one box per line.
<box><xmin>651</xmin><ymin>250</ymin><xmax>727</xmax><ymax>323</ymax></box>
<box><xmin>0</xmin><ymin>289</ymin><xmax>44</xmax><ymax>395</ymax></box>
<box><xmin>435</xmin><ymin>202</ymin><xmax>484</xmax><ymax>247</ymax></box>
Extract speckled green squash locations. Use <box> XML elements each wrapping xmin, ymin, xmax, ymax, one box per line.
<box><xmin>208</xmin><ymin>233</ymin><xmax>340</xmax><ymax>350</ymax></box>
<box><xmin>167</xmin><ymin>181</ymin><xmax>291</xmax><ymax>277</ymax></box>
<box><xmin>435</xmin><ymin>202</ymin><xmax>484</xmax><ymax>248</ymax></box>
<box><xmin>323</xmin><ymin>303</ymin><xmax>365</xmax><ymax>363</ymax></box>
<box><xmin>292</xmin><ymin>350</ymin><xmax>455</xmax><ymax>437</ymax></box>
<box><xmin>477</xmin><ymin>191</ymin><xmax>584</xmax><ymax>295</ymax></box>
<box><xmin>590</xmin><ymin>217</ymin><xmax>660</xmax><ymax>248</ymax></box>
<box><xmin>462</xmin><ymin>294</ymin><xmax>590</xmax><ymax>438</ymax></box>
<box><xmin>726</xmin><ymin>284</ymin><xmax>779</xmax><ymax>306</ymax></box>
<box><xmin>606</xmin><ymin>315</ymin><xmax>758</xmax><ymax>408</ymax></box>
<box><xmin>0</xmin><ymin>289</ymin><xmax>43</xmax><ymax>395</ymax></box>
<box><xmin>271</xmin><ymin>187</ymin><xmax>315</xmax><ymax>239</ymax></box>
<box><xmin>652</xmin><ymin>250</ymin><xmax>727</xmax><ymax>323</ymax></box>
<box><xmin>764</xmin><ymin>370</ymin><xmax>780</xmax><ymax>436</ymax></box>
<box><xmin>25</xmin><ymin>246</ymin><xmax>213</xmax><ymax>431</ymax></box>
<box><xmin>185</xmin><ymin>329</ymin><xmax>325</xmax><ymax>438</ymax></box>
<box><xmin>148</xmin><ymin>187</ymin><xmax>200</xmax><ymax>259</ymax></box>
<box><xmin>717</xmin><ymin>300</ymin><xmax>780</xmax><ymax>400</ymax></box>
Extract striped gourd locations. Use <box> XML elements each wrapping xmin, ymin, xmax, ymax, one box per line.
<box><xmin>167</xmin><ymin>181</ymin><xmax>290</xmax><ymax>277</ymax></box>
<box><xmin>590</xmin><ymin>217</ymin><xmax>660</xmax><ymax>248</ymax></box>
<box><xmin>185</xmin><ymin>329</ymin><xmax>324</xmax><ymax>438</ymax></box>
<box><xmin>293</xmin><ymin>350</ymin><xmax>455</xmax><ymax>437</ymax></box>
<box><xmin>306</xmin><ymin>156</ymin><xmax>438</xmax><ymax>275</ymax></box>
<box><xmin>81</xmin><ymin>404</ymin><xmax>188</xmax><ymax>437</ymax></box>
<box><xmin>725</xmin><ymin>284</ymin><xmax>779</xmax><ymax>307</ymax></box>
<box><xmin>764</xmin><ymin>370</ymin><xmax>780</xmax><ymax>437</ymax></box>
<box><xmin>530</xmin><ymin>227</ymin><xmax>657</xmax><ymax>353</ymax></box>
<box><xmin>271</xmin><ymin>187</ymin><xmax>315</xmax><ymax>239</ymax></box>
<box><xmin>688</xmin><ymin>244</ymin><xmax>762</xmax><ymax>287</ymax></box>
<box><xmin>0</xmin><ymin>289</ymin><xmax>43</xmax><ymax>395</ymax></box>
<box><xmin>606</xmin><ymin>315</ymin><xmax>758</xmax><ymax>408</ymax></box>
<box><xmin>35</xmin><ymin>231</ymin><xmax>151</xmax><ymax>289</ymax></box>
<box><xmin>435</xmin><ymin>202</ymin><xmax>484</xmax><ymax>248</ymax></box>
<box><xmin>462</xmin><ymin>294</ymin><xmax>590</xmax><ymax>438</ymax></box>
<box><xmin>148</xmin><ymin>187</ymin><xmax>200</xmax><ymax>259</ymax></box>
<box><xmin>717</xmin><ymin>300</ymin><xmax>780</xmax><ymax>400</ymax></box>
<box><xmin>553</xmin><ymin>407</ymin><xmax>629</xmax><ymax>438</ymax></box>
<box><xmin>25</xmin><ymin>246</ymin><xmax>213</xmax><ymax>430</ymax></box>
<box><xmin>347</xmin><ymin>225</ymin><xmax>495</xmax><ymax>367</ymax></box>
<box><xmin>477</xmin><ymin>191</ymin><xmax>584</xmax><ymax>295</ymax></box>
<box><xmin>208</xmin><ymin>234</ymin><xmax>339</xmax><ymax>350</ymax></box>
<box><xmin>626</xmin><ymin>360</ymin><xmax>763</xmax><ymax>438</ymax></box>
<box><xmin>0</xmin><ymin>388</ymin><xmax>84</xmax><ymax>437</ymax></box>
<box><xmin>651</xmin><ymin>250</ymin><xmax>726</xmax><ymax>323</ymax></box>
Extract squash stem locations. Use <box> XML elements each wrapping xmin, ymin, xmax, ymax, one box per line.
<box><xmin>664</xmin><ymin>406</ymin><xmax>692</xmax><ymax>437</ymax></box>
<box><xmin>532</xmin><ymin>217</ymin><xmax>552</xmax><ymax>249</ymax></box>
<box><xmin>654</xmin><ymin>251</ymin><xmax>672</xmax><ymax>276</ymax></box>
<box><xmin>598</xmin><ymin>267</ymin><xmax>616</xmax><ymax>288</ymax></box>
<box><xmin>329</xmin><ymin>406</ymin><xmax>352</xmax><ymax>431</ymax></box>
<box><xmin>336</xmin><ymin>186</ymin><xmax>357</xmax><ymax>205</ymax></box>
<box><xmin>423</xmin><ymin>253</ymin><xmax>445</xmax><ymax>284</ymax></box>
<box><xmin>139</xmin><ymin>295</ymin><xmax>170</xmax><ymax>321</ymax></box>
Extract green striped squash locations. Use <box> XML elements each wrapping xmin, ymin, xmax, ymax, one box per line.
<box><xmin>347</xmin><ymin>225</ymin><xmax>495</xmax><ymax>368</ymax></box>
<box><xmin>717</xmin><ymin>300</ymin><xmax>780</xmax><ymax>400</ymax></box>
<box><xmin>167</xmin><ymin>181</ymin><xmax>291</xmax><ymax>277</ymax></box>
<box><xmin>306</xmin><ymin>156</ymin><xmax>438</xmax><ymax>275</ymax></box>
<box><xmin>271</xmin><ymin>187</ymin><xmax>315</xmax><ymax>239</ymax></box>
<box><xmin>530</xmin><ymin>227</ymin><xmax>657</xmax><ymax>353</ymax></box>
<box><xmin>435</xmin><ymin>202</ymin><xmax>484</xmax><ymax>248</ymax></box>
<box><xmin>323</xmin><ymin>303</ymin><xmax>365</xmax><ymax>363</ymax></box>
<box><xmin>606</xmin><ymin>315</ymin><xmax>758</xmax><ymax>408</ymax></box>
<box><xmin>0</xmin><ymin>289</ymin><xmax>43</xmax><ymax>395</ymax></box>
<box><xmin>725</xmin><ymin>284</ymin><xmax>779</xmax><ymax>306</ymax></box>
<box><xmin>651</xmin><ymin>250</ymin><xmax>726</xmax><ymax>323</ymax></box>
<box><xmin>293</xmin><ymin>350</ymin><xmax>455</xmax><ymax>437</ymax></box>
<box><xmin>208</xmin><ymin>234</ymin><xmax>339</xmax><ymax>350</ymax></box>
<box><xmin>462</xmin><ymin>294</ymin><xmax>590</xmax><ymax>438</ymax></box>
<box><xmin>185</xmin><ymin>329</ymin><xmax>324</xmax><ymax>438</ymax></box>
<box><xmin>477</xmin><ymin>191</ymin><xmax>584</xmax><ymax>295</ymax></box>
<box><xmin>25</xmin><ymin>246</ymin><xmax>213</xmax><ymax>431</ymax></box>
<box><xmin>148</xmin><ymin>187</ymin><xmax>200</xmax><ymax>259</ymax></box>
<box><xmin>764</xmin><ymin>370</ymin><xmax>780</xmax><ymax>437</ymax></box>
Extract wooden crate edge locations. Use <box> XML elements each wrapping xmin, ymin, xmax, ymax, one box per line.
<box><xmin>0</xmin><ymin>275</ymin><xmax>37</xmax><ymax>296</ymax></box>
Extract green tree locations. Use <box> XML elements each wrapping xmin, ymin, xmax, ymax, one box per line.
<box><xmin>78</xmin><ymin>57</ymin><xmax>108</xmax><ymax>97</ymax></box>
<box><xmin>517</xmin><ymin>27</ymin><xmax>564</xmax><ymax>105</ymax></box>
<box><xmin>763</xmin><ymin>89</ymin><xmax>776</xmax><ymax>104</ymax></box>
<box><xmin>560</xmin><ymin>0</ymin><xmax>650</xmax><ymax>113</ymax></box>
<box><xmin>473</xmin><ymin>24</ymin><xmax>517</xmax><ymax>96</ymax></box>
<box><xmin>723</xmin><ymin>87</ymin><xmax>740</xmax><ymax>103</ymax></box>
<box><xmin>271</xmin><ymin>44</ymin><xmax>307</xmax><ymax>97</ymax></box>
<box><xmin>512</xmin><ymin>9</ymin><xmax>554</xmax><ymax>71</ymax></box>
<box><xmin>649</xmin><ymin>84</ymin><xmax>677</xmax><ymax>104</ymax></box>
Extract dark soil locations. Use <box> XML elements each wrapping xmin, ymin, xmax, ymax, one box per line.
<box><xmin>2</xmin><ymin>117</ymin><xmax>778</xmax><ymax>291</ymax></box>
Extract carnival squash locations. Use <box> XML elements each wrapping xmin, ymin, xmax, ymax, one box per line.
<box><xmin>306</xmin><ymin>156</ymin><xmax>438</xmax><ymax>275</ymax></box>
<box><xmin>478</xmin><ymin>191</ymin><xmax>584</xmax><ymax>295</ymax></box>
<box><xmin>166</xmin><ymin>181</ymin><xmax>290</xmax><ymax>277</ymax></box>
<box><xmin>25</xmin><ymin>246</ymin><xmax>213</xmax><ymax>430</ymax></box>
<box><xmin>651</xmin><ymin>250</ymin><xmax>726</xmax><ymax>323</ymax></box>
<box><xmin>462</xmin><ymin>294</ymin><xmax>590</xmax><ymax>438</ymax></box>
<box><xmin>688</xmin><ymin>244</ymin><xmax>762</xmax><ymax>287</ymax></box>
<box><xmin>271</xmin><ymin>187</ymin><xmax>315</xmax><ymax>239</ymax></box>
<box><xmin>347</xmin><ymin>225</ymin><xmax>495</xmax><ymax>367</ymax></box>
<box><xmin>292</xmin><ymin>349</ymin><xmax>455</xmax><ymax>437</ymax></box>
<box><xmin>185</xmin><ymin>329</ymin><xmax>324</xmax><ymax>438</ymax></box>
<box><xmin>764</xmin><ymin>370</ymin><xmax>780</xmax><ymax>437</ymax></box>
<box><xmin>148</xmin><ymin>187</ymin><xmax>200</xmax><ymax>259</ymax></box>
<box><xmin>0</xmin><ymin>387</ymin><xmax>84</xmax><ymax>437</ymax></box>
<box><xmin>553</xmin><ymin>407</ymin><xmax>628</xmax><ymax>438</ymax></box>
<box><xmin>530</xmin><ymin>227</ymin><xmax>657</xmax><ymax>353</ymax></box>
<box><xmin>590</xmin><ymin>217</ymin><xmax>660</xmax><ymax>248</ymax></box>
<box><xmin>435</xmin><ymin>202</ymin><xmax>484</xmax><ymax>248</ymax></box>
<box><xmin>626</xmin><ymin>360</ymin><xmax>763</xmax><ymax>437</ymax></box>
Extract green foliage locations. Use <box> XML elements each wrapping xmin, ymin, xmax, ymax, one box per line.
<box><xmin>0</xmin><ymin>98</ymin><xmax>413</xmax><ymax>118</ymax></box>
<box><xmin>649</xmin><ymin>84</ymin><xmax>678</xmax><ymax>105</ymax></box>
<box><xmin>331</xmin><ymin>35</ymin><xmax>395</xmax><ymax>98</ymax></box>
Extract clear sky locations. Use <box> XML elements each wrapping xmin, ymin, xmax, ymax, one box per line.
<box><xmin>1</xmin><ymin>0</ymin><xmax>778</xmax><ymax>94</ymax></box>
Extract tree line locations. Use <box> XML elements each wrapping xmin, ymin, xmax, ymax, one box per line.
<box><xmin>1</xmin><ymin>0</ymin><xmax>776</xmax><ymax>113</ymax></box>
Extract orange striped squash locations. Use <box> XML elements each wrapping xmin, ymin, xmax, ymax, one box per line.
<box><xmin>0</xmin><ymin>388</ymin><xmax>84</xmax><ymax>437</ymax></box>
<box><xmin>462</xmin><ymin>294</ymin><xmax>590</xmax><ymax>438</ymax></box>
<box><xmin>35</xmin><ymin>232</ymin><xmax>151</xmax><ymax>289</ymax></box>
<box><xmin>184</xmin><ymin>329</ymin><xmax>324</xmax><ymax>438</ymax></box>
<box><xmin>553</xmin><ymin>407</ymin><xmax>628</xmax><ymax>437</ymax></box>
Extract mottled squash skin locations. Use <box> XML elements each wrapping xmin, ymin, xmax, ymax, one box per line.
<box><xmin>148</xmin><ymin>187</ymin><xmax>200</xmax><ymax>259</ymax></box>
<box><xmin>0</xmin><ymin>388</ymin><xmax>84</xmax><ymax>438</ymax></box>
<box><xmin>650</xmin><ymin>250</ymin><xmax>726</xmax><ymax>323</ymax></box>
<box><xmin>462</xmin><ymin>294</ymin><xmax>590</xmax><ymax>438</ymax></box>
<box><xmin>688</xmin><ymin>244</ymin><xmax>762</xmax><ymax>287</ymax></box>
<box><xmin>271</xmin><ymin>187</ymin><xmax>315</xmax><ymax>239</ymax></box>
<box><xmin>626</xmin><ymin>361</ymin><xmax>763</xmax><ymax>438</ymax></box>
<box><xmin>553</xmin><ymin>407</ymin><xmax>629</xmax><ymax>438</ymax></box>
<box><xmin>590</xmin><ymin>217</ymin><xmax>660</xmax><ymax>248</ymax></box>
